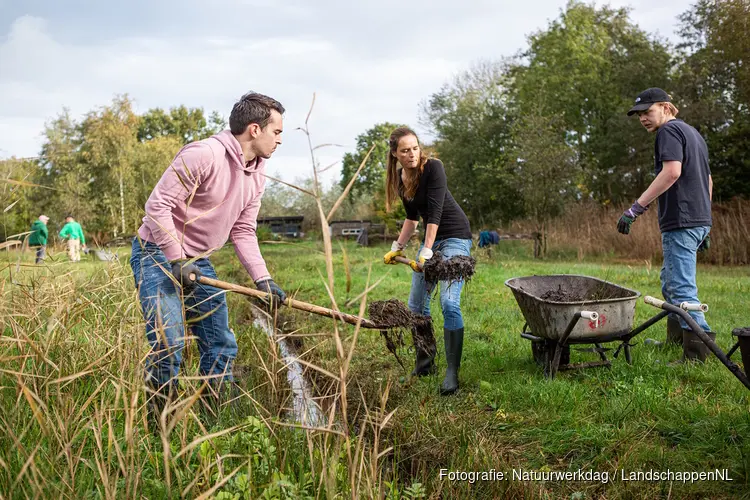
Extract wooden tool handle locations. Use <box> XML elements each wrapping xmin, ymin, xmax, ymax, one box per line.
<box><xmin>194</xmin><ymin>275</ymin><xmax>382</xmax><ymax>329</ymax></box>
<box><xmin>393</xmin><ymin>256</ymin><xmax>423</xmax><ymax>272</ymax></box>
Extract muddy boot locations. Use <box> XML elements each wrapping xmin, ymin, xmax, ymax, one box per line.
<box><xmin>669</xmin><ymin>330</ymin><xmax>716</xmax><ymax>365</ymax></box>
<box><xmin>412</xmin><ymin>344</ymin><xmax>437</xmax><ymax>376</ymax></box>
<box><xmin>411</xmin><ymin>318</ymin><xmax>437</xmax><ymax>377</ymax></box>
<box><xmin>440</xmin><ymin>328</ymin><xmax>464</xmax><ymax>396</ymax></box>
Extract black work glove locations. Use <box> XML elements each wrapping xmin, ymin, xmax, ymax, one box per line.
<box><xmin>255</xmin><ymin>278</ymin><xmax>287</xmax><ymax>307</ymax></box>
<box><xmin>171</xmin><ymin>260</ymin><xmax>201</xmax><ymax>290</ymax></box>
<box><xmin>698</xmin><ymin>234</ymin><xmax>710</xmax><ymax>253</ymax></box>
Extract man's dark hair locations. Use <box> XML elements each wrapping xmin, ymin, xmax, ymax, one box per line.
<box><xmin>229</xmin><ymin>92</ymin><xmax>285</xmax><ymax>135</ymax></box>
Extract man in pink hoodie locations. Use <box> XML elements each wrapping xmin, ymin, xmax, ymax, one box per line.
<box><xmin>130</xmin><ymin>92</ymin><xmax>286</xmax><ymax>418</ymax></box>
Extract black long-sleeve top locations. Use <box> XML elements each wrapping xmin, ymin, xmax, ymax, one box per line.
<box><xmin>399</xmin><ymin>159</ymin><xmax>472</xmax><ymax>242</ymax></box>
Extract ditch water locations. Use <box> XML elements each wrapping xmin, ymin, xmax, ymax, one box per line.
<box><xmin>251</xmin><ymin>314</ymin><xmax>323</xmax><ymax>426</ymax></box>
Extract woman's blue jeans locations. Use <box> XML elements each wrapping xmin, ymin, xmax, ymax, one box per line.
<box><xmin>661</xmin><ymin>226</ymin><xmax>712</xmax><ymax>332</ymax></box>
<box><xmin>408</xmin><ymin>238</ymin><xmax>472</xmax><ymax>330</ymax></box>
<box><xmin>130</xmin><ymin>239</ymin><xmax>237</xmax><ymax>392</ymax></box>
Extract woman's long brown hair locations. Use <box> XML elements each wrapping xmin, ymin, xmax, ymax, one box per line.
<box><xmin>385</xmin><ymin>127</ymin><xmax>430</xmax><ymax>212</ymax></box>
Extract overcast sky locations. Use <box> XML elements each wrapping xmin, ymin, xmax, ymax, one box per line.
<box><xmin>1</xmin><ymin>0</ymin><xmax>689</xmax><ymax>186</ymax></box>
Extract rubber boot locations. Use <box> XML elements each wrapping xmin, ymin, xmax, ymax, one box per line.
<box><xmin>666</xmin><ymin>317</ymin><xmax>683</xmax><ymax>346</ymax></box>
<box><xmin>412</xmin><ymin>344</ymin><xmax>437</xmax><ymax>376</ymax></box>
<box><xmin>440</xmin><ymin>328</ymin><xmax>464</xmax><ymax>396</ymax></box>
<box><xmin>411</xmin><ymin>318</ymin><xmax>437</xmax><ymax>377</ymax></box>
<box><xmin>669</xmin><ymin>329</ymin><xmax>716</xmax><ymax>365</ymax></box>
<box><xmin>646</xmin><ymin>317</ymin><xmax>684</xmax><ymax>348</ymax></box>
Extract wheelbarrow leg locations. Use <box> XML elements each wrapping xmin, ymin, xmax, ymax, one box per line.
<box><xmin>594</xmin><ymin>343</ymin><xmax>608</xmax><ymax>362</ymax></box>
<box><xmin>624</xmin><ymin>342</ymin><xmax>632</xmax><ymax>364</ymax></box>
<box><xmin>549</xmin><ymin>343</ymin><xmax>563</xmax><ymax>379</ymax></box>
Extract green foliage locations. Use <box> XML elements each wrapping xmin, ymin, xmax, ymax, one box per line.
<box><xmin>674</xmin><ymin>0</ymin><xmax>750</xmax><ymax>201</ymax></box>
<box><xmin>138</xmin><ymin>106</ymin><xmax>225</xmax><ymax>144</ymax></box>
<box><xmin>10</xmin><ymin>96</ymin><xmax>221</xmax><ymax>242</ymax></box>
<box><xmin>339</xmin><ymin>122</ymin><xmax>402</xmax><ymax>201</ymax></box>
<box><xmin>513</xmin><ymin>1</ymin><xmax>672</xmax><ymax>204</ymax></box>
<box><xmin>421</xmin><ymin>61</ymin><xmax>523</xmax><ymax>226</ymax></box>
<box><xmin>510</xmin><ymin>110</ymin><xmax>576</xmax><ymax>238</ymax></box>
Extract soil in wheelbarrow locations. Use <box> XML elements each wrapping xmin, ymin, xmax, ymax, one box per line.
<box><xmin>368</xmin><ymin>299</ymin><xmax>435</xmax><ymax>369</ymax></box>
<box><xmin>423</xmin><ymin>250</ymin><xmax>476</xmax><ymax>284</ymax></box>
<box><xmin>539</xmin><ymin>283</ymin><xmax>632</xmax><ymax>302</ymax></box>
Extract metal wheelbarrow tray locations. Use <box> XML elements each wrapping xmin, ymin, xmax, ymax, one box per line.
<box><xmin>505</xmin><ymin>275</ymin><xmax>641</xmax><ymax>378</ymax></box>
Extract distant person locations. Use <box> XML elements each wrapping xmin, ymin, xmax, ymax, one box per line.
<box><xmin>619</xmin><ymin>88</ymin><xmax>713</xmax><ymax>363</ymax></box>
<box><xmin>383</xmin><ymin>126</ymin><xmax>473</xmax><ymax>395</ymax></box>
<box><xmin>59</xmin><ymin>215</ymin><xmax>86</xmax><ymax>262</ymax></box>
<box><xmin>28</xmin><ymin>215</ymin><xmax>49</xmax><ymax>264</ymax></box>
<box><xmin>130</xmin><ymin>91</ymin><xmax>287</xmax><ymax>423</ymax></box>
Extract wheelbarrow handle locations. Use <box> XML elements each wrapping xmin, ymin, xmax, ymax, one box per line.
<box><xmin>580</xmin><ymin>311</ymin><xmax>599</xmax><ymax>321</ymax></box>
<box><xmin>393</xmin><ymin>255</ymin><xmax>423</xmax><ymax>272</ymax></box>
<box><xmin>191</xmin><ymin>274</ymin><xmax>382</xmax><ymax>330</ymax></box>
<box><xmin>643</xmin><ymin>296</ymin><xmax>750</xmax><ymax>391</ymax></box>
<box><xmin>644</xmin><ymin>296</ymin><xmax>708</xmax><ymax>312</ymax></box>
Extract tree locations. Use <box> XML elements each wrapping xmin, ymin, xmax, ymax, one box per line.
<box><xmin>138</xmin><ymin>106</ymin><xmax>225</xmax><ymax>144</ymax></box>
<box><xmin>513</xmin><ymin>1</ymin><xmax>672</xmax><ymax>204</ymax></box>
<box><xmin>675</xmin><ymin>0</ymin><xmax>750</xmax><ymax>200</ymax></box>
<box><xmin>339</xmin><ymin>122</ymin><xmax>402</xmax><ymax>201</ymax></box>
<box><xmin>511</xmin><ymin>111</ymin><xmax>576</xmax><ymax>253</ymax></box>
<box><xmin>79</xmin><ymin>96</ymin><xmax>140</xmax><ymax>237</ymax></box>
<box><xmin>420</xmin><ymin>61</ymin><xmax>523</xmax><ymax>227</ymax></box>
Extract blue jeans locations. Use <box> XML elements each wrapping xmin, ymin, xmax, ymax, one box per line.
<box><xmin>661</xmin><ymin>226</ymin><xmax>712</xmax><ymax>332</ymax></box>
<box><xmin>408</xmin><ymin>238</ymin><xmax>472</xmax><ymax>331</ymax></box>
<box><xmin>130</xmin><ymin>239</ymin><xmax>238</xmax><ymax>391</ymax></box>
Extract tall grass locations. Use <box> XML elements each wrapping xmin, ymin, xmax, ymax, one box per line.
<box><xmin>503</xmin><ymin>199</ymin><xmax>750</xmax><ymax>265</ymax></box>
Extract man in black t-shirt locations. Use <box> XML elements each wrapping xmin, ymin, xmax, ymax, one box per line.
<box><xmin>618</xmin><ymin>88</ymin><xmax>714</xmax><ymax>363</ymax></box>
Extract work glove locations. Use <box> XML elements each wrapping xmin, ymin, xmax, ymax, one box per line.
<box><xmin>255</xmin><ymin>278</ymin><xmax>287</xmax><ymax>307</ymax></box>
<box><xmin>171</xmin><ymin>259</ymin><xmax>201</xmax><ymax>290</ymax></box>
<box><xmin>698</xmin><ymin>234</ymin><xmax>710</xmax><ymax>253</ymax></box>
<box><xmin>617</xmin><ymin>201</ymin><xmax>647</xmax><ymax>235</ymax></box>
<box><xmin>384</xmin><ymin>240</ymin><xmax>405</xmax><ymax>265</ymax></box>
<box><xmin>417</xmin><ymin>247</ymin><xmax>433</xmax><ymax>265</ymax></box>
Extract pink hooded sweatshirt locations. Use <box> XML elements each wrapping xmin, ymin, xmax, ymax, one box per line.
<box><xmin>137</xmin><ymin>130</ymin><xmax>271</xmax><ymax>282</ymax></box>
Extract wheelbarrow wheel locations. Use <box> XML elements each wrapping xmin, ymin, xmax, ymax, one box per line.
<box><xmin>532</xmin><ymin>339</ymin><xmax>569</xmax><ymax>368</ymax></box>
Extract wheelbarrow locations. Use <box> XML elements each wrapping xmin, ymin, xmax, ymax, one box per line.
<box><xmin>505</xmin><ymin>274</ymin><xmax>750</xmax><ymax>391</ymax></box>
<box><xmin>506</xmin><ymin>275</ymin><xmax>643</xmax><ymax>378</ymax></box>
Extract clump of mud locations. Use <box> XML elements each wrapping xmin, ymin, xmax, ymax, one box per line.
<box><xmin>368</xmin><ymin>299</ymin><xmax>435</xmax><ymax>369</ymax></box>
<box><xmin>369</xmin><ymin>299</ymin><xmax>416</xmax><ymax>329</ymax></box>
<box><xmin>423</xmin><ymin>251</ymin><xmax>476</xmax><ymax>284</ymax></box>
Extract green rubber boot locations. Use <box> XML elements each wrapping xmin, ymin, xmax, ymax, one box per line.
<box><xmin>440</xmin><ymin>328</ymin><xmax>464</xmax><ymax>396</ymax></box>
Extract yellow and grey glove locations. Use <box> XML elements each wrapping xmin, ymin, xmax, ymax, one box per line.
<box><xmin>384</xmin><ymin>240</ymin><xmax>405</xmax><ymax>265</ymax></box>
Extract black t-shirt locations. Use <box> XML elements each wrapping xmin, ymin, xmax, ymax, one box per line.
<box><xmin>653</xmin><ymin>119</ymin><xmax>712</xmax><ymax>232</ymax></box>
<box><xmin>400</xmin><ymin>159</ymin><xmax>472</xmax><ymax>241</ymax></box>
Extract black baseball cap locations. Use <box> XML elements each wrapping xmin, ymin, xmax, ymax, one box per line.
<box><xmin>627</xmin><ymin>88</ymin><xmax>671</xmax><ymax>116</ymax></box>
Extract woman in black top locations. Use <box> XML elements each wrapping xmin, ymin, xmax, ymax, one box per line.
<box><xmin>383</xmin><ymin>126</ymin><xmax>473</xmax><ymax>395</ymax></box>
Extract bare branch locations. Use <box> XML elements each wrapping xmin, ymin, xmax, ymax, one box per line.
<box><xmin>263</xmin><ymin>174</ymin><xmax>316</xmax><ymax>197</ymax></box>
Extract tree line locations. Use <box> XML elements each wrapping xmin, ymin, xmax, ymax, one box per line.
<box><xmin>339</xmin><ymin>0</ymin><xmax>749</xmax><ymax>232</ymax></box>
<box><xmin>1</xmin><ymin>0</ymin><xmax>747</xmax><ymax>243</ymax></box>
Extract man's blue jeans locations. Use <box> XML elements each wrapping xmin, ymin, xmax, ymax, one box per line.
<box><xmin>661</xmin><ymin>226</ymin><xmax>712</xmax><ymax>332</ymax></box>
<box><xmin>130</xmin><ymin>239</ymin><xmax>238</xmax><ymax>392</ymax></box>
<box><xmin>408</xmin><ymin>238</ymin><xmax>472</xmax><ymax>331</ymax></box>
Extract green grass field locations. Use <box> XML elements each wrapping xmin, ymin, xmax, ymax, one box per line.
<box><xmin>1</xmin><ymin>240</ymin><xmax>749</xmax><ymax>498</ymax></box>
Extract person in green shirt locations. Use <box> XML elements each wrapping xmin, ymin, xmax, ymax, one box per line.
<box><xmin>28</xmin><ymin>215</ymin><xmax>50</xmax><ymax>264</ymax></box>
<box><xmin>59</xmin><ymin>215</ymin><xmax>86</xmax><ymax>262</ymax></box>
